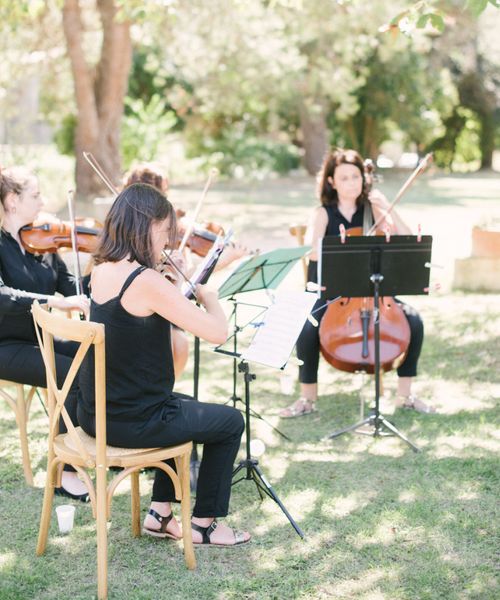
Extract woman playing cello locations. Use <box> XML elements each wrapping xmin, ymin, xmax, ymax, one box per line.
<box><xmin>280</xmin><ymin>148</ymin><xmax>435</xmax><ymax>418</ymax></box>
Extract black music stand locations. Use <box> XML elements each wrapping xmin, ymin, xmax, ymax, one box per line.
<box><xmin>320</xmin><ymin>235</ymin><xmax>433</xmax><ymax>453</ymax></box>
<box><xmin>215</xmin><ymin>247</ymin><xmax>311</xmax><ymax>538</ymax></box>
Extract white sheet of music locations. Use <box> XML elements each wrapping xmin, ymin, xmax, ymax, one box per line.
<box><xmin>241</xmin><ymin>291</ymin><xmax>317</xmax><ymax>369</ymax></box>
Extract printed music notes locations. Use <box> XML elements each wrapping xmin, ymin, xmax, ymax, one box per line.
<box><xmin>242</xmin><ymin>291</ymin><xmax>317</xmax><ymax>369</ymax></box>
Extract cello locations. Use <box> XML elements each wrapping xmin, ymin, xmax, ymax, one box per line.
<box><xmin>318</xmin><ymin>154</ymin><xmax>432</xmax><ymax>374</ymax></box>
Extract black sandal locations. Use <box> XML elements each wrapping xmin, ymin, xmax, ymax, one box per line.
<box><xmin>143</xmin><ymin>509</ymin><xmax>181</xmax><ymax>540</ymax></box>
<box><xmin>191</xmin><ymin>519</ymin><xmax>249</xmax><ymax>547</ymax></box>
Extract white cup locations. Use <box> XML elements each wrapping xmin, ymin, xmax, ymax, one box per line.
<box><xmin>56</xmin><ymin>505</ymin><xmax>75</xmax><ymax>534</ymax></box>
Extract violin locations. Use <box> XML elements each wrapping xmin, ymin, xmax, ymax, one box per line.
<box><xmin>20</xmin><ymin>217</ymin><xmax>102</xmax><ymax>254</ymax></box>
<box><xmin>175</xmin><ymin>210</ymin><xmax>225</xmax><ymax>257</ymax></box>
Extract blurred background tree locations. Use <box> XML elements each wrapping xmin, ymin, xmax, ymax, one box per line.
<box><xmin>0</xmin><ymin>0</ymin><xmax>498</xmax><ymax>197</ymax></box>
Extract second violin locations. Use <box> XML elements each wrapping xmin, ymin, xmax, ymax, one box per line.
<box><xmin>20</xmin><ymin>216</ymin><xmax>102</xmax><ymax>254</ymax></box>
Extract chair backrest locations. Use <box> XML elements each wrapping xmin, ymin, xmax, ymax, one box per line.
<box><xmin>31</xmin><ymin>301</ymin><xmax>106</xmax><ymax>470</ymax></box>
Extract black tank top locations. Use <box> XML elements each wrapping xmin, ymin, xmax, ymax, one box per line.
<box><xmin>307</xmin><ymin>203</ymin><xmax>368</xmax><ymax>284</ymax></box>
<box><xmin>324</xmin><ymin>203</ymin><xmax>365</xmax><ymax>235</ymax></box>
<box><xmin>79</xmin><ymin>266</ymin><xmax>176</xmax><ymax>422</ymax></box>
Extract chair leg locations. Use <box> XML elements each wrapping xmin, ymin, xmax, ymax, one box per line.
<box><xmin>15</xmin><ymin>385</ymin><xmax>34</xmax><ymax>486</ymax></box>
<box><xmin>177</xmin><ymin>452</ymin><xmax>196</xmax><ymax>570</ymax></box>
<box><xmin>36</xmin><ymin>460</ymin><xmax>57</xmax><ymax>555</ymax></box>
<box><xmin>130</xmin><ymin>470</ymin><xmax>141</xmax><ymax>538</ymax></box>
<box><xmin>96</xmin><ymin>464</ymin><xmax>108</xmax><ymax>600</ymax></box>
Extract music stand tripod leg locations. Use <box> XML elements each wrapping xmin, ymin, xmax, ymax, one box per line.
<box><xmin>326</xmin><ymin>416</ymin><xmax>371</xmax><ymax>440</ymax></box>
<box><xmin>232</xmin><ymin>360</ymin><xmax>305</xmax><ymax>538</ymax></box>
<box><xmin>378</xmin><ymin>415</ymin><xmax>420</xmax><ymax>453</ymax></box>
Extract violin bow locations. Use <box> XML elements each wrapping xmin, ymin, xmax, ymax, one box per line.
<box><xmin>367</xmin><ymin>152</ymin><xmax>433</xmax><ymax>236</ymax></box>
<box><xmin>83</xmin><ymin>151</ymin><xmax>119</xmax><ymax>195</ymax></box>
<box><xmin>67</xmin><ymin>190</ymin><xmax>85</xmax><ymax>314</ymax></box>
<box><xmin>178</xmin><ymin>168</ymin><xmax>218</xmax><ymax>253</ymax></box>
<box><xmin>82</xmin><ymin>151</ymin><xmax>199</xmax><ymax>300</ymax></box>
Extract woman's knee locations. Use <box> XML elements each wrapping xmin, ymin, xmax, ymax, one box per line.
<box><xmin>225</xmin><ymin>406</ymin><xmax>245</xmax><ymax>436</ymax></box>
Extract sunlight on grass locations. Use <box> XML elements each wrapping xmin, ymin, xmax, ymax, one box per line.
<box><xmin>323</xmin><ymin>491</ymin><xmax>377</xmax><ymax>518</ymax></box>
<box><xmin>398</xmin><ymin>489</ymin><xmax>417</xmax><ymax>503</ymax></box>
<box><xmin>0</xmin><ymin>551</ymin><xmax>16</xmax><ymax>569</ymax></box>
<box><xmin>324</xmin><ymin>568</ymin><xmax>394</xmax><ymax>599</ymax></box>
<box><xmin>431</xmin><ymin>431</ymin><xmax>499</xmax><ymax>457</ymax></box>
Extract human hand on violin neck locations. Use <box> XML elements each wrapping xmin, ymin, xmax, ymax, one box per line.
<box><xmin>156</xmin><ymin>249</ymin><xmax>190</xmax><ymax>288</ymax></box>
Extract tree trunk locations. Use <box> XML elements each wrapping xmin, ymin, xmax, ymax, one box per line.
<box><xmin>63</xmin><ymin>0</ymin><xmax>132</xmax><ymax>199</ymax></box>
<box><xmin>458</xmin><ymin>72</ymin><xmax>496</xmax><ymax>172</ymax></box>
<box><xmin>298</xmin><ymin>99</ymin><xmax>329</xmax><ymax>176</ymax></box>
<box><xmin>478</xmin><ymin>112</ymin><xmax>494</xmax><ymax>170</ymax></box>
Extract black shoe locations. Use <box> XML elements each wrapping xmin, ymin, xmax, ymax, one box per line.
<box><xmin>55</xmin><ymin>486</ymin><xmax>90</xmax><ymax>503</ymax></box>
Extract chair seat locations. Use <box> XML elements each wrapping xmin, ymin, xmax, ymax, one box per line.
<box><xmin>55</xmin><ymin>426</ymin><xmax>192</xmax><ymax>468</ymax></box>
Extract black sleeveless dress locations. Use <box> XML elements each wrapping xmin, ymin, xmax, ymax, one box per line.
<box><xmin>78</xmin><ymin>266</ymin><xmax>181</xmax><ymax>445</ymax></box>
<box><xmin>77</xmin><ymin>265</ymin><xmax>244</xmax><ymax>516</ymax></box>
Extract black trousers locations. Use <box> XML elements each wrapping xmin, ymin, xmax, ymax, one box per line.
<box><xmin>0</xmin><ymin>339</ymin><xmax>80</xmax><ymax>472</ymax></box>
<box><xmin>78</xmin><ymin>395</ymin><xmax>244</xmax><ymax>518</ymax></box>
<box><xmin>296</xmin><ymin>299</ymin><xmax>424</xmax><ymax>384</ymax></box>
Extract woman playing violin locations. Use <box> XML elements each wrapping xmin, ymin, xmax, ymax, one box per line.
<box><xmin>280</xmin><ymin>148</ymin><xmax>435</xmax><ymax>418</ymax></box>
<box><xmin>123</xmin><ymin>163</ymin><xmax>248</xmax><ymax>379</ymax></box>
<box><xmin>0</xmin><ymin>166</ymin><xmax>90</xmax><ymax>499</ymax></box>
<box><xmin>78</xmin><ymin>183</ymin><xmax>250</xmax><ymax>546</ymax></box>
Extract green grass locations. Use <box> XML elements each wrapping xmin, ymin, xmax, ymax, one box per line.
<box><xmin>1</xmin><ymin>158</ymin><xmax>499</xmax><ymax>599</ymax></box>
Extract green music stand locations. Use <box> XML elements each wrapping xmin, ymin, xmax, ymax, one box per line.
<box><xmin>218</xmin><ymin>246</ymin><xmax>311</xmax><ymax>299</ymax></box>
<box><xmin>216</xmin><ymin>245</ymin><xmax>311</xmax><ymax>539</ymax></box>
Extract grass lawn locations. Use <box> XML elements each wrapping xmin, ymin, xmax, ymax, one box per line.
<box><xmin>0</xmin><ymin>160</ymin><xmax>499</xmax><ymax>599</ymax></box>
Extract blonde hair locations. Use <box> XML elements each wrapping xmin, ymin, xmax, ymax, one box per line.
<box><xmin>0</xmin><ymin>166</ymin><xmax>37</xmax><ymax>227</ymax></box>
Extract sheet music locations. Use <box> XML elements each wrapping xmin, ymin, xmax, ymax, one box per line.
<box><xmin>241</xmin><ymin>291</ymin><xmax>317</xmax><ymax>369</ymax></box>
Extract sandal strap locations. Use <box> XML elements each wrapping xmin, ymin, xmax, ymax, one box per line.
<box><xmin>233</xmin><ymin>530</ymin><xmax>246</xmax><ymax>544</ymax></box>
<box><xmin>148</xmin><ymin>508</ymin><xmax>173</xmax><ymax>534</ymax></box>
<box><xmin>191</xmin><ymin>519</ymin><xmax>218</xmax><ymax>544</ymax></box>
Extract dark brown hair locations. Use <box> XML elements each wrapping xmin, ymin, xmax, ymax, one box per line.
<box><xmin>317</xmin><ymin>148</ymin><xmax>369</xmax><ymax>208</ymax></box>
<box><xmin>93</xmin><ymin>183</ymin><xmax>176</xmax><ymax>268</ymax></box>
<box><xmin>123</xmin><ymin>164</ymin><xmax>168</xmax><ymax>194</ymax></box>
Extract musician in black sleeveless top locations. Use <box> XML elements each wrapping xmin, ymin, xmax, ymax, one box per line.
<box><xmin>78</xmin><ymin>183</ymin><xmax>250</xmax><ymax>546</ymax></box>
<box><xmin>280</xmin><ymin>149</ymin><xmax>435</xmax><ymax>418</ymax></box>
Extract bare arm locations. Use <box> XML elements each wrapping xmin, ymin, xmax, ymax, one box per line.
<box><xmin>305</xmin><ymin>206</ymin><xmax>329</xmax><ymax>261</ymax></box>
<box><xmin>369</xmin><ymin>189</ymin><xmax>412</xmax><ymax>235</ymax></box>
<box><xmin>141</xmin><ymin>270</ymin><xmax>228</xmax><ymax>345</ymax></box>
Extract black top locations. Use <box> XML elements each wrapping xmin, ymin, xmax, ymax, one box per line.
<box><xmin>0</xmin><ymin>229</ymin><xmax>77</xmax><ymax>342</ymax></box>
<box><xmin>307</xmin><ymin>203</ymin><xmax>366</xmax><ymax>283</ymax></box>
<box><xmin>79</xmin><ymin>266</ymin><xmax>178</xmax><ymax>423</ymax></box>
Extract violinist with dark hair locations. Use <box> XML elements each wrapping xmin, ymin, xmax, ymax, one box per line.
<box><xmin>123</xmin><ymin>163</ymin><xmax>248</xmax><ymax>379</ymax></box>
<box><xmin>280</xmin><ymin>148</ymin><xmax>435</xmax><ymax>418</ymax></box>
<box><xmin>0</xmin><ymin>165</ymin><xmax>90</xmax><ymax>500</ymax></box>
<box><xmin>78</xmin><ymin>182</ymin><xmax>250</xmax><ymax>546</ymax></box>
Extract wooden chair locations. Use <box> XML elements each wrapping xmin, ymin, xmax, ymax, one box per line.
<box><xmin>31</xmin><ymin>301</ymin><xmax>195</xmax><ymax>600</ymax></box>
<box><xmin>0</xmin><ymin>380</ymin><xmax>46</xmax><ymax>485</ymax></box>
<box><xmin>289</xmin><ymin>224</ymin><xmax>308</xmax><ymax>284</ymax></box>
